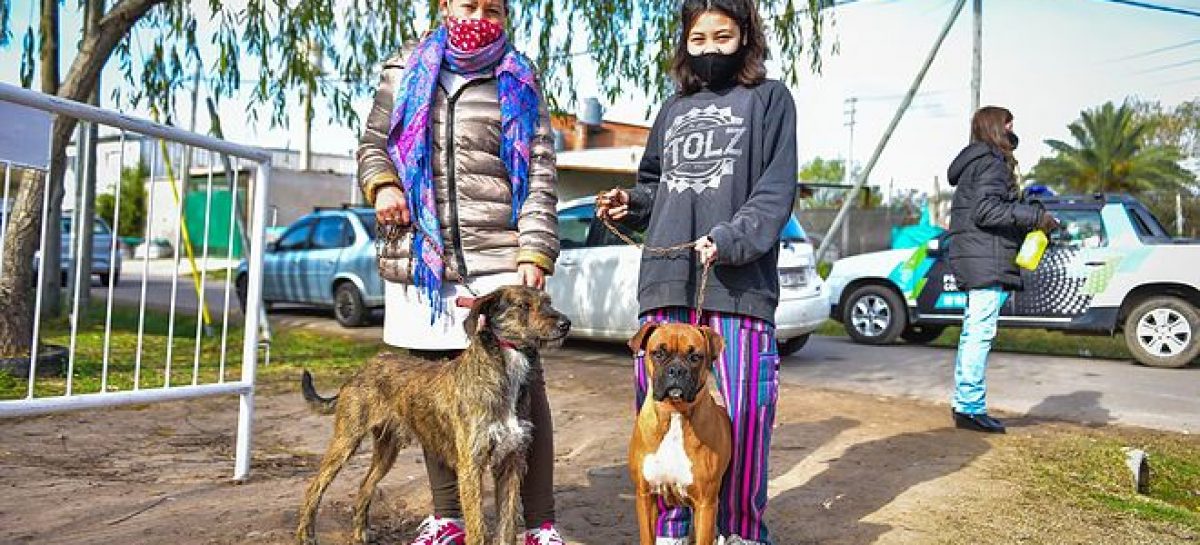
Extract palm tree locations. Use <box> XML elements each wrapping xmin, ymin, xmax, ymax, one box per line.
<box><xmin>1030</xmin><ymin>102</ymin><xmax>1196</xmax><ymax>194</ymax></box>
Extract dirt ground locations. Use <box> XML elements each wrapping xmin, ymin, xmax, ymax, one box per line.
<box><xmin>0</xmin><ymin>344</ymin><xmax>1194</xmax><ymax>545</ymax></box>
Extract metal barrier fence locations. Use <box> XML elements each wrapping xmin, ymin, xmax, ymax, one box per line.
<box><xmin>0</xmin><ymin>82</ymin><xmax>271</xmax><ymax>481</ymax></box>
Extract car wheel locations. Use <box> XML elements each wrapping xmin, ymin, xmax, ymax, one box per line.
<box><xmin>843</xmin><ymin>284</ymin><xmax>907</xmax><ymax>345</ymax></box>
<box><xmin>1123</xmin><ymin>296</ymin><xmax>1200</xmax><ymax>369</ymax></box>
<box><xmin>334</xmin><ymin>282</ymin><xmax>369</xmax><ymax>328</ymax></box>
<box><xmin>236</xmin><ymin>274</ymin><xmax>274</xmax><ymax>313</ymax></box>
<box><xmin>236</xmin><ymin>274</ymin><xmax>249</xmax><ymax>312</ymax></box>
<box><xmin>99</xmin><ymin>268</ymin><xmax>119</xmax><ymax>288</ymax></box>
<box><xmin>780</xmin><ymin>334</ymin><xmax>811</xmax><ymax>356</ymax></box>
<box><xmin>901</xmin><ymin>325</ymin><xmax>946</xmax><ymax>345</ymax></box>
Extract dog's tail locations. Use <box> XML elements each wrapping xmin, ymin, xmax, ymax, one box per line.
<box><xmin>301</xmin><ymin>370</ymin><xmax>338</xmax><ymax>415</ymax></box>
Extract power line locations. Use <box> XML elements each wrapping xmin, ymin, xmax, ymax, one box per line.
<box><xmin>1094</xmin><ymin>0</ymin><xmax>1200</xmax><ymax>18</ymax></box>
<box><xmin>1111</xmin><ymin>38</ymin><xmax>1200</xmax><ymax>62</ymax></box>
<box><xmin>1136</xmin><ymin>58</ymin><xmax>1200</xmax><ymax>74</ymax></box>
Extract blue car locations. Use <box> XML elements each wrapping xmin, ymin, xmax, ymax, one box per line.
<box><xmin>237</xmin><ymin>207</ymin><xmax>384</xmax><ymax>327</ymax></box>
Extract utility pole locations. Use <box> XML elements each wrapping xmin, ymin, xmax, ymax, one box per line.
<box><xmin>816</xmin><ymin>0</ymin><xmax>969</xmax><ymax>264</ymax></box>
<box><xmin>842</xmin><ymin>97</ymin><xmax>858</xmax><ymax>255</ymax></box>
<box><xmin>971</xmin><ymin>0</ymin><xmax>982</xmax><ymax>116</ymax></box>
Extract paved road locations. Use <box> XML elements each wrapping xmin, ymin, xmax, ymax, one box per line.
<box><xmin>93</xmin><ymin>267</ymin><xmax>1199</xmax><ymax>434</ymax></box>
<box><xmin>784</xmin><ymin>336</ymin><xmax>1200</xmax><ymax>434</ymax></box>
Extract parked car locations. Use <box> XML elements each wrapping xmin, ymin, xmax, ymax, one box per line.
<box><xmin>236</xmin><ymin>206</ymin><xmax>383</xmax><ymax>327</ymax></box>
<box><xmin>10</xmin><ymin>212</ymin><xmax>123</xmax><ymax>287</ymax></box>
<box><xmin>826</xmin><ymin>194</ymin><xmax>1200</xmax><ymax>368</ymax></box>
<box><xmin>546</xmin><ymin>198</ymin><xmax>827</xmax><ymax>355</ymax></box>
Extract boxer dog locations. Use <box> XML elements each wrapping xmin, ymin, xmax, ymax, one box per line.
<box><xmin>628</xmin><ymin>322</ymin><xmax>731</xmax><ymax>545</ymax></box>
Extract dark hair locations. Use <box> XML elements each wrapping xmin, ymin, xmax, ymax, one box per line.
<box><xmin>670</xmin><ymin>0</ymin><xmax>769</xmax><ymax>95</ymax></box>
<box><xmin>971</xmin><ymin>106</ymin><xmax>1016</xmax><ymax>175</ymax></box>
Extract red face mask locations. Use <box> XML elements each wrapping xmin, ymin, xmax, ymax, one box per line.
<box><xmin>446</xmin><ymin>17</ymin><xmax>505</xmax><ymax>52</ymax></box>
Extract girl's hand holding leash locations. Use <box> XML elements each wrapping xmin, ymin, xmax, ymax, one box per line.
<box><xmin>694</xmin><ymin>236</ymin><xmax>718</xmax><ymax>266</ymax></box>
<box><xmin>596</xmin><ymin>188</ymin><xmax>630</xmax><ymax>221</ymax></box>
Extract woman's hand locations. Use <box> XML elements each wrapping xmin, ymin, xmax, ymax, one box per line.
<box><xmin>1037</xmin><ymin>211</ymin><xmax>1061</xmax><ymax>233</ymax></box>
<box><xmin>375</xmin><ymin>186</ymin><xmax>411</xmax><ymax>226</ymax></box>
<box><xmin>518</xmin><ymin>263</ymin><xmax>546</xmax><ymax>290</ymax></box>
<box><xmin>694</xmin><ymin>236</ymin><xmax>718</xmax><ymax>266</ymax></box>
<box><xmin>596</xmin><ymin>188</ymin><xmax>630</xmax><ymax>221</ymax></box>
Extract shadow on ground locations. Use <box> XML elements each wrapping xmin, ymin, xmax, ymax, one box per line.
<box><xmin>768</xmin><ymin>427</ymin><xmax>991</xmax><ymax>544</ymax></box>
<box><xmin>1009</xmin><ymin>390</ymin><xmax>1113</xmax><ymax>429</ymax></box>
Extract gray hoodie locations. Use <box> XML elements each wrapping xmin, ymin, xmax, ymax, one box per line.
<box><xmin>623</xmin><ymin>80</ymin><xmax>798</xmax><ymax>324</ymax></box>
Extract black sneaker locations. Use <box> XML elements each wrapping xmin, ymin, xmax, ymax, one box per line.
<box><xmin>953</xmin><ymin>410</ymin><xmax>1006</xmax><ymax>433</ymax></box>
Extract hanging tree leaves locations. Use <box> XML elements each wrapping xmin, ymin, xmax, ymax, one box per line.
<box><xmin>4</xmin><ymin>0</ymin><xmax>828</xmax><ymax>130</ymax></box>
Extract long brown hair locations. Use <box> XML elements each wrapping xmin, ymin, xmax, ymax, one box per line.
<box><xmin>670</xmin><ymin>0</ymin><xmax>769</xmax><ymax>95</ymax></box>
<box><xmin>971</xmin><ymin>106</ymin><xmax>1016</xmax><ymax>176</ymax></box>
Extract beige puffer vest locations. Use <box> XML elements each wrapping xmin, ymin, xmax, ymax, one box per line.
<box><xmin>357</xmin><ymin>50</ymin><xmax>559</xmax><ymax>282</ymax></box>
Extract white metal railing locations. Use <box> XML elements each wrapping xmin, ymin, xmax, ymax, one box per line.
<box><xmin>0</xmin><ymin>82</ymin><xmax>271</xmax><ymax>481</ymax></box>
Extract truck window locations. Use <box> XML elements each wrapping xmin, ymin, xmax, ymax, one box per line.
<box><xmin>1126</xmin><ymin>204</ymin><xmax>1170</xmax><ymax>239</ymax></box>
<box><xmin>1051</xmin><ymin>209</ymin><xmax>1106</xmax><ymax>248</ymax></box>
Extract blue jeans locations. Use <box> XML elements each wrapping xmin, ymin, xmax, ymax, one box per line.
<box><xmin>953</xmin><ymin>287</ymin><xmax>1008</xmax><ymax>414</ymax></box>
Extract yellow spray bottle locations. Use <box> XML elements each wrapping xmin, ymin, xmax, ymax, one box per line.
<box><xmin>1016</xmin><ymin>230</ymin><xmax>1048</xmax><ymax>271</ymax></box>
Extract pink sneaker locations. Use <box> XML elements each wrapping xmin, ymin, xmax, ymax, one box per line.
<box><xmin>410</xmin><ymin>516</ymin><xmax>466</xmax><ymax>545</ymax></box>
<box><xmin>524</xmin><ymin>521</ymin><xmax>566</xmax><ymax>545</ymax></box>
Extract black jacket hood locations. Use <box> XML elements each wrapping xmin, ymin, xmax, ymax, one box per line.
<box><xmin>948</xmin><ymin>142</ymin><xmax>997</xmax><ymax>187</ymax></box>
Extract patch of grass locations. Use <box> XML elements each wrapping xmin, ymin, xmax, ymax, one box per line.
<box><xmin>0</xmin><ymin>304</ymin><xmax>385</xmax><ymax>400</ymax></box>
<box><xmin>1012</xmin><ymin>430</ymin><xmax>1200</xmax><ymax>532</ymax></box>
<box><xmin>816</xmin><ymin>319</ymin><xmax>1133</xmax><ymax>361</ymax></box>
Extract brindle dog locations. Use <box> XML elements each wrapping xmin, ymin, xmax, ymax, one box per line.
<box><xmin>295</xmin><ymin>286</ymin><xmax>571</xmax><ymax>545</ymax></box>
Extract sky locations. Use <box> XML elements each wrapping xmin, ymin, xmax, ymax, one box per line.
<box><xmin>2</xmin><ymin>0</ymin><xmax>1198</xmax><ymax>196</ymax></box>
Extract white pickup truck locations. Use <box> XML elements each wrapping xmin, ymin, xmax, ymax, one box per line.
<box><xmin>826</xmin><ymin>194</ymin><xmax>1200</xmax><ymax>368</ymax></box>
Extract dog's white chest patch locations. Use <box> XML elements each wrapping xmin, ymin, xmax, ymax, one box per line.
<box><xmin>641</xmin><ymin>413</ymin><xmax>693</xmax><ymax>498</ymax></box>
<box><xmin>488</xmin><ymin>348</ymin><xmax>532</xmax><ymax>459</ymax></box>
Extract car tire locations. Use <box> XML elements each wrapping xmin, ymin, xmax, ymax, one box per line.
<box><xmin>1123</xmin><ymin>296</ymin><xmax>1200</xmax><ymax>369</ymax></box>
<box><xmin>236</xmin><ymin>274</ymin><xmax>249</xmax><ymax>312</ymax></box>
<box><xmin>99</xmin><ymin>268</ymin><xmax>119</xmax><ymax>288</ymax></box>
<box><xmin>780</xmin><ymin>334</ymin><xmax>811</xmax><ymax>356</ymax></box>
<box><xmin>901</xmin><ymin>325</ymin><xmax>946</xmax><ymax>345</ymax></box>
<box><xmin>334</xmin><ymin>282</ymin><xmax>369</xmax><ymax>328</ymax></box>
<box><xmin>843</xmin><ymin>284</ymin><xmax>907</xmax><ymax>345</ymax></box>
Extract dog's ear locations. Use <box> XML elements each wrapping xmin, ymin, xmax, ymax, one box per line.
<box><xmin>628</xmin><ymin>322</ymin><xmax>659</xmax><ymax>355</ymax></box>
<box><xmin>699</xmin><ymin>326</ymin><xmax>725</xmax><ymax>361</ymax></box>
<box><xmin>463</xmin><ymin>291</ymin><xmax>502</xmax><ymax>337</ymax></box>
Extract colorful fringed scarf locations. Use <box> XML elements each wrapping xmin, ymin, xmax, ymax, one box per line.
<box><xmin>386</xmin><ymin>25</ymin><xmax>540</xmax><ymax>322</ymax></box>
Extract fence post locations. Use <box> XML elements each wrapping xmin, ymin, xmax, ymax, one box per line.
<box><xmin>233</xmin><ymin>160</ymin><xmax>271</xmax><ymax>482</ymax></box>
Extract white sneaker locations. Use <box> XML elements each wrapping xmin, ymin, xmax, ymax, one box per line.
<box><xmin>723</xmin><ymin>536</ymin><xmax>768</xmax><ymax>545</ymax></box>
<box><xmin>524</xmin><ymin>521</ymin><xmax>566</xmax><ymax>545</ymax></box>
<box><xmin>410</xmin><ymin>515</ymin><xmax>466</xmax><ymax>545</ymax></box>
<box><xmin>656</xmin><ymin>538</ymin><xmax>689</xmax><ymax>545</ymax></box>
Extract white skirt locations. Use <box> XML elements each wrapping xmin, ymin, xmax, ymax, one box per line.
<box><xmin>383</xmin><ymin>272</ymin><xmax>520</xmax><ymax>350</ymax></box>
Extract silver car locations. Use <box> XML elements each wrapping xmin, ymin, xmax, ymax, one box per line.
<box><xmin>11</xmin><ymin>212</ymin><xmax>123</xmax><ymax>287</ymax></box>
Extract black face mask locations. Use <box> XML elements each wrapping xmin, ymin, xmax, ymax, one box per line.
<box><xmin>1006</xmin><ymin>130</ymin><xmax>1019</xmax><ymax>150</ymax></box>
<box><xmin>688</xmin><ymin>50</ymin><xmax>743</xmax><ymax>87</ymax></box>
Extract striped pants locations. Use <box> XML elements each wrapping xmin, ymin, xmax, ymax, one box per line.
<box><xmin>634</xmin><ymin>308</ymin><xmax>780</xmax><ymax>544</ymax></box>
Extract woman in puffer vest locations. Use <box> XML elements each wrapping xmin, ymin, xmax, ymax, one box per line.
<box><xmin>356</xmin><ymin>1</ymin><xmax>562</xmax><ymax>543</ymax></box>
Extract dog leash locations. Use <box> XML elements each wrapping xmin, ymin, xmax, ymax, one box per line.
<box><xmin>377</xmin><ymin>223</ymin><xmax>483</xmax><ymax>302</ymax></box>
<box><xmin>598</xmin><ymin>214</ymin><xmax>713</xmax><ymax>327</ymax></box>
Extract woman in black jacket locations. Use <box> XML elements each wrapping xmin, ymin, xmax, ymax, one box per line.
<box><xmin>946</xmin><ymin>106</ymin><xmax>1057</xmax><ymax>433</ymax></box>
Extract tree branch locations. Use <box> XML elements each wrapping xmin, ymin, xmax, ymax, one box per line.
<box><xmin>58</xmin><ymin>0</ymin><xmax>171</xmax><ymax>104</ymax></box>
